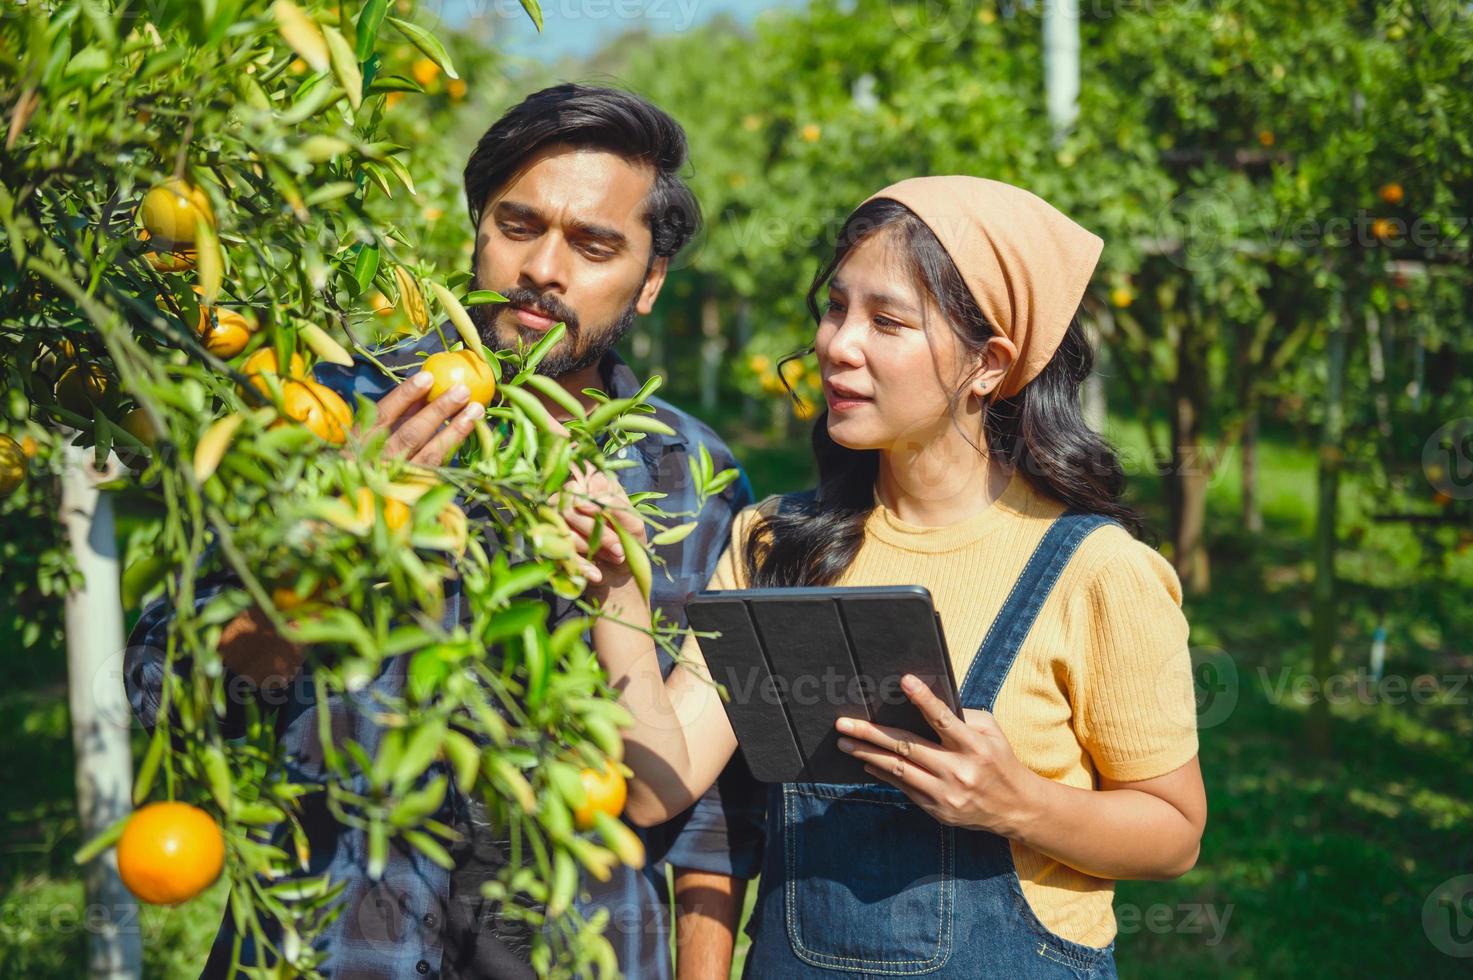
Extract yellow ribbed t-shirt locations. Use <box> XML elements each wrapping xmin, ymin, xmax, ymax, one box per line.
<box><xmin>678</xmin><ymin>469</ymin><xmax>1200</xmax><ymax>948</ymax></box>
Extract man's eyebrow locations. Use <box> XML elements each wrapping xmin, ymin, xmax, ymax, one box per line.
<box><xmin>492</xmin><ymin>200</ymin><xmax>544</xmax><ymax>224</ymax></box>
<box><xmin>493</xmin><ymin>200</ymin><xmax>628</xmax><ymax>250</ymax></box>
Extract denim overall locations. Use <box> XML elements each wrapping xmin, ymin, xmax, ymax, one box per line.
<box><xmin>742</xmin><ymin>501</ymin><xmax>1121</xmax><ymax>979</ymax></box>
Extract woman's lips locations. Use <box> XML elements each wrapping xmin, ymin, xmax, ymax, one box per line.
<box><xmin>512</xmin><ymin>305</ymin><xmax>556</xmax><ymax>331</ymax></box>
<box><xmin>825</xmin><ymin>388</ymin><xmax>872</xmax><ymax>411</ymax></box>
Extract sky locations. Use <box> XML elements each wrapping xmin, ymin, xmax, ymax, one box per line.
<box><xmin>441</xmin><ymin>0</ymin><xmax>807</xmax><ymax>62</ymax></box>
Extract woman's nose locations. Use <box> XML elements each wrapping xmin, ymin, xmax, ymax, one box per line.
<box><xmin>822</xmin><ymin>316</ymin><xmax>867</xmax><ymax>368</ymax></box>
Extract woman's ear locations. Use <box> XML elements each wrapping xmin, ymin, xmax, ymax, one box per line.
<box><xmin>968</xmin><ymin>336</ymin><xmax>1016</xmax><ymax>398</ymax></box>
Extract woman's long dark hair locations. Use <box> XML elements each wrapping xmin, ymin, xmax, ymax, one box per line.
<box><xmin>744</xmin><ymin>198</ymin><xmax>1152</xmax><ymax>589</ymax></box>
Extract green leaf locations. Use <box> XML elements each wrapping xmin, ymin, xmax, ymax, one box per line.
<box><xmin>122</xmin><ymin>553</ymin><xmax>172</xmax><ymax>610</ymax></box>
<box><xmin>356</xmin><ymin>0</ymin><xmax>390</xmax><ymax>61</ymax></box>
<box><xmin>322</xmin><ymin>22</ymin><xmax>362</xmax><ymax>111</ymax></box>
<box><xmin>394</xmin><ymin>718</ymin><xmax>448</xmax><ymax>795</ymax></box>
<box><xmin>463</xmin><ymin>290</ymin><xmax>507</xmax><ymax>306</ymax></box>
<box><xmin>131</xmin><ymin>729</ymin><xmax>167</xmax><ymax>806</ymax></box>
<box><xmin>650</xmin><ymin>522</ymin><xmax>697</xmax><ymax>546</ymax></box>
<box><xmin>385</xmin><ymin>16</ymin><xmax>459</xmax><ymax>80</ymax></box>
<box><xmin>519</xmin><ymin>0</ymin><xmax>544</xmax><ymax>32</ymax></box>
<box><xmin>353</xmin><ymin>243</ymin><xmax>380</xmax><ymax>296</ymax></box>
<box><xmin>442</xmin><ymin>730</ymin><xmax>480</xmax><ymax>794</ymax></box>
<box><xmin>73</xmin><ymin>812</ymin><xmax>131</xmax><ymax>866</ymax></box>
<box><xmin>404</xmin><ymin>830</ymin><xmax>455</xmax><ymax>869</ymax></box>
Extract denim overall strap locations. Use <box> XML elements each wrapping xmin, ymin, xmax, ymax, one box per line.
<box><xmin>956</xmin><ymin>509</ymin><xmax>1116</xmax><ymax>713</ymax></box>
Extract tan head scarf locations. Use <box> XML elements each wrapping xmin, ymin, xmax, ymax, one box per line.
<box><xmin>860</xmin><ymin>176</ymin><xmax>1103</xmax><ymax>398</ymax></box>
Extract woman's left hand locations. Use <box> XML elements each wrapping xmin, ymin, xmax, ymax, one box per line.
<box><xmin>835</xmin><ymin>674</ymin><xmax>1041</xmax><ymax>836</ymax></box>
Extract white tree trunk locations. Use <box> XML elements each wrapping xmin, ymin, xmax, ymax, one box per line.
<box><xmin>60</xmin><ymin>442</ymin><xmax>141</xmax><ymax>980</ymax></box>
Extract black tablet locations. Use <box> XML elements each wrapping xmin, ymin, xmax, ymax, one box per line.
<box><xmin>684</xmin><ymin>585</ymin><xmax>961</xmax><ymax>784</ymax></box>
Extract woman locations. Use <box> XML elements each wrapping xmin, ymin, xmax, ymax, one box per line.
<box><xmin>557</xmin><ymin>176</ymin><xmax>1206</xmax><ymax>978</ymax></box>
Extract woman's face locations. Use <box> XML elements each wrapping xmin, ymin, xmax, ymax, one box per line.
<box><xmin>815</xmin><ymin>230</ymin><xmax>978</xmax><ymax>456</ymax></box>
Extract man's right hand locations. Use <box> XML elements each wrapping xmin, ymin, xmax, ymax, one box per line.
<box><xmin>362</xmin><ymin>370</ymin><xmax>486</xmax><ymax>466</ymax></box>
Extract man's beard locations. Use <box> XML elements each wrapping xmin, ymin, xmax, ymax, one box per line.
<box><xmin>467</xmin><ymin>275</ymin><xmax>640</xmax><ymax>379</ymax></box>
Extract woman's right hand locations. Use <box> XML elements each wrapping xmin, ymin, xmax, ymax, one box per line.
<box><xmin>552</xmin><ymin>460</ymin><xmax>648</xmax><ymax>594</ymax></box>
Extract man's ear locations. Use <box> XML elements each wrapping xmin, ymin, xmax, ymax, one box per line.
<box><xmin>635</xmin><ymin>255</ymin><xmax>669</xmax><ymax>315</ymax></box>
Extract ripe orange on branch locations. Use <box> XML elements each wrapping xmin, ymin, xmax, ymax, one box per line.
<box><xmin>276</xmin><ymin>379</ymin><xmax>352</xmax><ymax>444</ymax></box>
<box><xmin>54</xmin><ymin>363</ymin><xmax>110</xmax><ymax>416</ymax></box>
<box><xmin>116</xmin><ymin>801</ymin><xmax>225</xmax><ymax>906</ymax></box>
<box><xmin>422</xmin><ymin>349</ymin><xmax>497</xmax><ymax>405</ymax></box>
<box><xmin>138</xmin><ymin>178</ymin><xmax>214</xmax><ymax>246</ymax></box>
<box><xmin>241</xmin><ymin>348</ymin><xmax>308</xmax><ymax>394</ymax></box>
<box><xmin>197</xmin><ymin>307</ymin><xmax>255</xmax><ymax>359</ymax></box>
<box><xmin>572</xmin><ymin>762</ymin><xmax>628</xmax><ymax>831</ymax></box>
<box><xmin>0</xmin><ymin>434</ymin><xmax>26</xmax><ymax>496</ymax></box>
<box><xmin>352</xmin><ymin>486</ymin><xmax>411</xmax><ymax>533</ymax></box>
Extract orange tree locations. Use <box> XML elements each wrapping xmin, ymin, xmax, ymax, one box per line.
<box><xmin>1</xmin><ymin>1</ymin><xmax>736</xmax><ymax>975</ymax></box>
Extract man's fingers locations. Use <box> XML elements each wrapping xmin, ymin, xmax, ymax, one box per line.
<box><xmin>384</xmin><ymin>384</ymin><xmax>471</xmax><ymax>459</ymax></box>
<box><xmin>368</xmin><ymin>371</ymin><xmax>434</xmax><ymax>433</ymax></box>
<box><xmin>410</xmin><ymin>401</ymin><xmax>484</xmax><ymax>467</ymax></box>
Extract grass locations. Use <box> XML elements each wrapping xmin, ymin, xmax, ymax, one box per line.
<box><xmin>4</xmin><ymin>405</ymin><xmax>1469</xmax><ymax>978</ymax></box>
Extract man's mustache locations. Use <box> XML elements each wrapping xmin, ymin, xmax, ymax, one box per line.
<box><xmin>498</xmin><ymin>287</ymin><xmax>579</xmax><ymax>336</ymax></box>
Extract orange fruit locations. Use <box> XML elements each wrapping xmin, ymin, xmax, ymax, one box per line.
<box><xmin>138</xmin><ymin>178</ymin><xmax>214</xmax><ymax>246</ymax></box>
<box><xmin>801</xmin><ymin>124</ymin><xmax>822</xmax><ymax>143</ymax></box>
<box><xmin>116</xmin><ymin>801</ymin><xmax>225</xmax><ymax>906</ymax></box>
<box><xmin>1378</xmin><ymin>182</ymin><xmax>1404</xmax><ymax>205</ymax></box>
<box><xmin>54</xmin><ymin>363</ymin><xmax>110</xmax><ymax>416</ymax></box>
<box><xmin>1371</xmin><ymin>218</ymin><xmax>1396</xmax><ymax>241</ymax></box>
<box><xmin>138</xmin><ymin>229</ymin><xmax>196</xmax><ymax>272</ymax></box>
<box><xmin>1109</xmin><ymin>285</ymin><xmax>1134</xmax><ymax>308</ymax></box>
<box><xmin>197</xmin><ymin>307</ymin><xmax>254</xmax><ymax>359</ymax></box>
<box><xmin>422</xmin><ymin>350</ymin><xmax>497</xmax><ymax>406</ymax></box>
<box><xmin>277</xmin><ymin>379</ymin><xmax>352</xmax><ymax>444</ymax></box>
<box><xmin>119</xmin><ymin>407</ymin><xmax>158</xmax><ymax>445</ymax></box>
<box><xmin>411</xmin><ymin>57</ymin><xmax>441</xmax><ymax>87</ymax></box>
<box><xmin>572</xmin><ymin>762</ymin><xmax>628</xmax><ymax>831</ymax></box>
<box><xmin>0</xmin><ymin>434</ymin><xmax>26</xmax><ymax>497</ymax></box>
<box><xmin>240</xmin><ymin>348</ymin><xmax>308</xmax><ymax>395</ymax></box>
<box><xmin>352</xmin><ymin>486</ymin><xmax>411</xmax><ymax>533</ymax></box>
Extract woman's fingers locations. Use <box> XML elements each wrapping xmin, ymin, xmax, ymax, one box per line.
<box><xmin>410</xmin><ymin>401</ymin><xmax>484</xmax><ymax>467</ymax></box>
<box><xmin>900</xmin><ymin>675</ymin><xmax>980</xmax><ymax>751</ymax></box>
<box><xmin>839</xmin><ymin>736</ymin><xmax>944</xmax><ymax>801</ymax></box>
<box><xmin>836</xmin><ymin>717</ymin><xmax>947</xmax><ymax>773</ymax></box>
<box><xmin>561</xmin><ymin>508</ymin><xmax>624</xmax><ymax>562</ymax></box>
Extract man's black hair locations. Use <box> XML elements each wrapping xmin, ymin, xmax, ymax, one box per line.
<box><xmin>463</xmin><ymin>83</ymin><xmax>701</xmax><ymax>261</ymax></box>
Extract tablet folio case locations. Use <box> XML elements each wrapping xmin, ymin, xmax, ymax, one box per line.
<box><xmin>685</xmin><ymin>491</ymin><xmax>961</xmax><ymax>783</ymax></box>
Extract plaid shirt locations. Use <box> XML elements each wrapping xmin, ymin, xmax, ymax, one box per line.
<box><xmin>123</xmin><ymin>331</ymin><xmax>762</xmax><ymax>979</ymax></box>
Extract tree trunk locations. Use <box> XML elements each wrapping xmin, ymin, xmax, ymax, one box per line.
<box><xmin>1241</xmin><ymin>397</ymin><xmax>1262</xmax><ymax>534</ymax></box>
<box><xmin>1307</xmin><ymin>296</ymin><xmax>1348</xmax><ymax>756</ymax></box>
<box><xmin>699</xmin><ymin>294</ymin><xmax>722</xmax><ymax>416</ymax></box>
<box><xmin>1168</xmin><ymin>301</ymin><xmax>1211</xmax><ymax>593</ymax></box>
<box><xmin>61</xmin><ymin>443</ymin><xmax>142</xmax><ymax>980</ymax></box>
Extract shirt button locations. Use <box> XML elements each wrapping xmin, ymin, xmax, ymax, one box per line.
<box><xmin>422</xmin><ymin>912</ymin><xmax>436</xmax><ymax>928</ymax></box>
<box><xmin>415</xmin><ymin>961</ymin><xmax>430</xmax><ymax>975</ymax></box>
<box><xmin>616</xmin><ymin>447</ymin><xmax>628</xmax><ymax>459</ymax></box>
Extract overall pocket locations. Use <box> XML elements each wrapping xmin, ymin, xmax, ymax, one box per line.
<box><xmin>783</xmin><ymin>782</ymin><xmax>955</xmax><ymax>974</ymax></box>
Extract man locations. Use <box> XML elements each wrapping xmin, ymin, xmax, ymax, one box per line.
<box><xmin>124</xmin><ymin>84</ymin><xmax>763</xmax><ymax>978</ymax></box>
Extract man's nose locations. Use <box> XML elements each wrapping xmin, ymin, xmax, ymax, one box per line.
<box><xmin>519</xmin><ymin>235</ymin><xmax>568</xmax><ymax>293</ymax></box>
